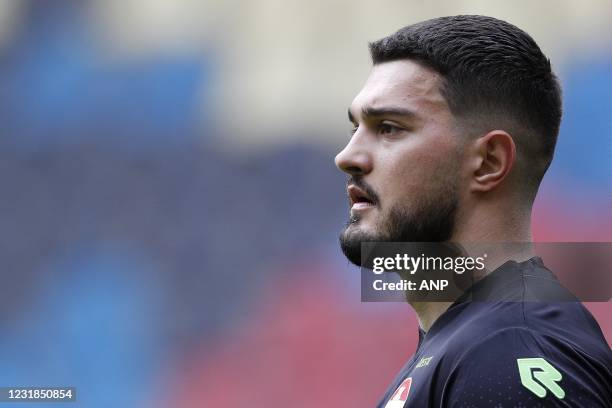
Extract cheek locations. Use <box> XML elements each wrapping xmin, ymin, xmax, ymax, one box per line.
<box><xmin>382</xmin><ymin>146</ymin><xmax>444</xmax><ymax>189</ymax></box>
<box><xmin>378</xmin><ymin>142</ymin><xmax>459</xmax><ymax>205</ymax></box>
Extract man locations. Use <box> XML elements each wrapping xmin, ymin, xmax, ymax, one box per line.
<box><xmin>335</xmin><ymin>15</ymin><xmax>611</xmax><ymax>407</ymax></box>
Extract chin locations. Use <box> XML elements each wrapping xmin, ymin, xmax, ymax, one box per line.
<box><xmin>339</xmin><ymin>221</ymin><xmax>383</xmax><ymax>267</ymax></box>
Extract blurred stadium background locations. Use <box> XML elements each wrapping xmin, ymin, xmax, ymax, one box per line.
<box><xmin>0</xmin><ymin>1</ymin><xmax>610</xmax><ymax>407</ymax></box>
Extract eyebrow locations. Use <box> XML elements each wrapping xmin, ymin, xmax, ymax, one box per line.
<box><xmin>348</xmin><ymin>105</ymin><xmax>420</xmax><ymax>123</ymax></box>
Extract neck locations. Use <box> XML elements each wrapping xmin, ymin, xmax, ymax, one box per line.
<box><xmin>411</xmin><ymin>301</ymin><xmax>453</xmax><ymax>332</ymax></box>
<box><xmin>409</xmin><ymin>202</ymin><xmax>534</xmax><ymax>333</ymax></box>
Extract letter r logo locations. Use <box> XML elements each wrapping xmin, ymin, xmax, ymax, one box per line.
<box><xmin>517</xmin><ymin>358</ymin><xmax>565</xmax><ymax>399</ymax></box>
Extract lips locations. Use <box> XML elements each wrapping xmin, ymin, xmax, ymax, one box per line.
<box><xmin>347</xmin><ymin>185</ymin><xmax>375</xmax><ymax>208</ymax></box>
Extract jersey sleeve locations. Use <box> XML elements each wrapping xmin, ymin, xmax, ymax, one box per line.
<box><xmin>440</xmin><ymin>327</ymin><xmax>612</xmax><ymax>408</ymax></box>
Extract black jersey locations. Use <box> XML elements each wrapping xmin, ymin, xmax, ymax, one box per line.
<box><xmin>377</xmin><ymin>257</ymin><xmax>612</xmax><ymax>407</ymax></box>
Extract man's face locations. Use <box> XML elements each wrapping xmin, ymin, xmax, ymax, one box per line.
<box><xmin>336</xmin><ymin>60</ymin><xmax>463</xmax><ymax>266</ymax></box>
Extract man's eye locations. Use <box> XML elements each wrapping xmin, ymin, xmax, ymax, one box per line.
<box><xmin>378</xmin><ymin>123</ymin><xmax>402</xmax><ymax>135</ymax></box>
<box><xmin>349</xmin><ymin>125</ymin><xmax>358</xmax><ymax>136</ymax></box>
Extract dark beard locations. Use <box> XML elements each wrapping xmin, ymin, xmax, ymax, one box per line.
<box><xmin>339</xmin><ymin>187</ymin><xmax>458</xmax><ymax>267</ymax></box>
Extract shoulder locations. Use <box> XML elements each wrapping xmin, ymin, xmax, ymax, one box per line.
<box><xmin>444</xmin><ymin>298</ymin><xmax>609</xmax><ymax>355</ymax></box>
<box><xmin>440</xmin><ymin>325</ymin><xmax>612</xmax><ymax>407</ymax></box>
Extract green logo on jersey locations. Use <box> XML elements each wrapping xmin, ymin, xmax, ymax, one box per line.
<box><xmin>517</xmin><ymin>358</ymin><xmax>565</xmax><ymax>399</ymax></box>
<box><xmin>416</xmin><ymin>356</ymin><xmax>433</xmax><ymax>368</ymax></box>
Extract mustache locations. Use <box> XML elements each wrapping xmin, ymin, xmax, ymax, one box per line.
<box><xmin>346</xmin><ymin>176</ymin><xmax>380</xmax><ymax>206</ymax></box>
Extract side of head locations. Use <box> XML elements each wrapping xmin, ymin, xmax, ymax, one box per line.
<box><xmin>336</xmin><ymin>15</ymin><xmax>562</xmax><ymax>265</ymax></box>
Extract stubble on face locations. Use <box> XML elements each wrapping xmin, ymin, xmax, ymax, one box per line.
<box><xmin>339</xmin><ymin>171</ymin><xmax>459</xmax><ymax>267</ymax></box>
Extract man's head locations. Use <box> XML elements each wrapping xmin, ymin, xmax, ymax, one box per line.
<box><xmin>336</xmin><ymin>15</ymin><xmax>562</xmax><ymax>266</ymax></box>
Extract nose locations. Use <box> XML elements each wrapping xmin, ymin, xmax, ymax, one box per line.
<box><xmin>334</xmin><ymin>133</ymin><xmax>373</xmax><ymax>176</ymax></box>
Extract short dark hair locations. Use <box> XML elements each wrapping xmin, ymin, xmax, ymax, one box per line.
<box><xmin>369</xmin><ymin>15</ymin><xmax>562</xmax><ymax>198</ymax></box>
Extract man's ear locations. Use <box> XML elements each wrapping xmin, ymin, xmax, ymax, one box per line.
<box><xmin>469</xmin><ymin>130</ymin><xmax>516</xmax><ymax>193</ymax></box>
